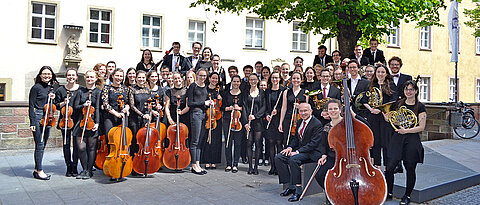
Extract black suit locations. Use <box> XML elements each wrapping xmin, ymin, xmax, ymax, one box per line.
<box><xmin>350</xmin><ymin>55</ymin><xmax>370</xmax><ymax>66</ymax></box>
<box><xmin>161</xmin><ymin>54</ymin><xmax>185</xmax><ymax>72</ymax></box>
<box><xmin>363</xmin><ymin>48</ymin><xmax>386</xmax><ymax>66</ymax></box>
<box><xmin>392</xmin><ymin>73</ymin><xmax>412</xmax><ymax>100</ymax></box>
<box><xmin>182</xmin><ymin>56</ymin><xmax>201</xmax><ymax>73</ymax></box>
<box><xmin>275</xmin><ymin>116</ymin><xmax>324</xmax><ymax>186</ymax></box>
<box><xmin>313</xmin><ymin>54</ymin><xmax>333</xmax><ymax>67</ymax></box>
<box><xmin>347</xmin><ymin>78</ymin><xmax>370</xmax><ymax>118</ymax></box>
<box><xmin>311</xmin><ymin>85</ymin><xmax>342</xmax><ymax>125</ymax></box>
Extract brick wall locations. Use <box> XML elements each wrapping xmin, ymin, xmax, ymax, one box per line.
<box><xmin>0</xmin><ymin>102</ymin><xmax>62</xmax><ymax>150</ymax></box>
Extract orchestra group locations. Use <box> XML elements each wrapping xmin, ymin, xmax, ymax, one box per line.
<box><xmin>29</xmin><ymin>38</ymin><xmax>426</xmax><ymax>205</ymax></box>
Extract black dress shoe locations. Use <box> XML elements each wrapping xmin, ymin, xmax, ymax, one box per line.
<box><xmin>394</xmin><ymin>164</ymin><xmax>404</xmax><ymax>174</ymax></box>
<box><xmin>66</xmin><ymin>165</ymin><xmax>73</xmax><ymax>177</ymax></box>
<box><xmin>253</xmin><ymin>168</ymin><xmax>259</xmax><ymax>175</ymax></box>
<box><xmin>71</xmin><ymin>165</ymin><xmax>78</xmax><ymax>177</ymax></box>
<box><xmin>210</xmin><ymin>164</ymin><xmax>216</xmax><ymax>169</ymax></box>
<box><xmin>288</xmin><ymin>193</ymin><xmax>301</xmax><ymax>202</ymax></box>
<box><xmin>225</xmin><ymin>166</ymin><xmax>232</xmax><ymax>172</ymax></box>
<box><xmin>33</xmin><ymin>171</ymin><xmax>51</xmax><ymax>180</ymax></box>
<box><xmin>201</xmin><ymin>169</ymin><xmax>207</xmax><ymax>174</ymax></box>
<box><xmin>400</xmin><ymin>195</ymin><xmax>410</xmax><ymax>205</ymax></box>
<box><xmin>280</xmin><ymin>188</ymin><xmax>296</xmax><ymax>197</ymax></box>
<box><xmin>232</xmin><ymin>166</ymin><xmax>238</xmax><ymax>173</ymax></box>
<box><xmin>76</xmin><ymin>171</ymin><xmax>86</xmax><ymax>179</ymax></box>
<box><xmin>191</xmin><ymin>169</ymin><xmax>204</xmax><ymax>175</ymax></box>
<box><xmin>264</xmin><ymin>160</ymin><xmax>269</xmax><ymax>166</ymax></box>
<box><xmin>247</xmin><ymin>168</ymin><xmax>253</xmax><ymax>175</ymax></box>
<box><xmin>242</xmin><ymin>158</ymin><xmax>248</xmax><ymax>164</ymax></box>
<box><xmin>386</xmin><ymin>193</ymin><xmax>393</xmax><ymax>201</ymax></box>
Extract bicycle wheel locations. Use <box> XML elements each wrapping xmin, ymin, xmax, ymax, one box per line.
<box><xmin>454</xmin><ymin>114</ymin><xmax>480</xmax><ymax>139</ymax></box>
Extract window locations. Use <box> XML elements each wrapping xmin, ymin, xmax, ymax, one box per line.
<box><xmin>142</xmin><ymin>15</ymin><xmax>162</xmax><ymax>49</ymax></box>
<box><xmin>245</xmin><ymin>18</ymin><xmax>264</xmax><ymax>48</ymax></box>
<box><xmin>89</xmin><ymin>9</ymin><xmax>112</xmax><ymax>46</ymax></box>
<box><xmin>419</xmin><ymin>26</ymin><xmax>431</xmax><ymax>50</ymax></box>
<box><xmin>476</xmin><ymin>79</ymin><xmax>480</xmax><ymax>102</ymax></box>
<box><xmin>0</xmin><ymin>83</ymin><xmax>5</xmax><ymax>101</ymax></box>
<box><xmin>419</xmin><ymin>77</ymin><xmax>431</xmax><ymax>102</ymax></box>
<box><xmin>476</xmin><ymin>38</ymin><xmax>480</xmax><ymax>55</ymax></box>
<box><xmin>387</xmin><ymin>23</ymin><xmax>400</xmax><ymax>47</ymax></box>
<box><xmin>292</xmin><ymin>22</ymin><xmax>308</xmax><ymax>51</ymax></box>
<box><xmin>30</xmin><ymin>2</ymin><xmax>57</xmax><ymax>42</ymax></box>
<box><xmin>449</xmin><ymin>77</ymin><xmax>459</xmax><ymax>102</ymax></box>
<box><xmin>188</xmin><ymin>20</ymin><xmax>205</xmax><ymax>49</ymax></box>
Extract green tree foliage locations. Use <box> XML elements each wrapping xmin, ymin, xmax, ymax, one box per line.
<box><xmin>191</xmin><ymin>0</ymin><xmax>446</xmax><ymax>57</ymax></box>
<box><xmin>464</xmin><ymin>4</ymin><xmax>480</xmax><ymax>37</ymax></box>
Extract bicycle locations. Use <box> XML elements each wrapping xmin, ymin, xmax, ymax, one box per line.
<box><xmin>451</xmin><ymin>101</ymin><xmax>480</xmax><ymax>139</ymax></box>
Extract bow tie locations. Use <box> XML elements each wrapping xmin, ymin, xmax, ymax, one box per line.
<box><xmin>192</xmin><ymin>56</ymin><xmax>199</xmax><ymax>60</ymax></box>
<box><xmin>174</xmin><ymin>54</ymin><xmax>180</xmax><ymax>57</ymax></box>
<box><xmin>392</xmin><ymin>74</ymin><xmax>399</xmax><ymax>77</ymax></box>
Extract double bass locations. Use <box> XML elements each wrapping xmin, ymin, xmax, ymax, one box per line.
<box><xmin>153</xmin><ymin>94</ymin><xmax>167</xmax><ymax>168</ymax></box>
<box><xmin>324</xmin><ymin>74</ymin><xmax>387</xmax><ymax>204</ymax></box>
<box><xmin>103</xmin><ymin>95</ymin><xmax>133</xmax><ymax>180</ymax></box>
<box><xmin>40</xmin><ymin>87</ymin><xmax>56</xmax><ymax>143</ymax></box>
<box><xmin>163</xmin><ymin>96</ymin><xmax>191</xmax><ymax>171</ymax></box>
<box><xmin>133</xmin><ymin>98</ymin><xmax>161</xmax><ymax>176</ymax></box>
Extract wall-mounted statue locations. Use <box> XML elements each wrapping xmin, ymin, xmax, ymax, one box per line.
<box><xmin>65</xmin><ymin>34</ymin><xmax>81</xmax><ymax>60</ymax></box>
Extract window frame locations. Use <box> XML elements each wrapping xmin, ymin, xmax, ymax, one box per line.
<box><xmin>141</xmin><ymin>13</ymin><xmax>163</xmax><ymax>51</ymax></box>
<box><xmin>387</xmin><ymin>23</ymin><xmax>401</xmax><ymax>48</ymax></box>
<box><xmin>476</xmin><ymin>37</ymin><xmax>480</xmax><ymax>55</ymax></box>
<box><xmin>476</xmin><ymin>78</ymin><xmax>480</xmax><ymax>102</ymax></box>
<box><xmin>244</xmin><ymin>17</ymin><xmax>265</xmax><ymax>50</ymax></box>
<box><xmin>28</xmin><ymin>0</ymin><xmax>59</xmax><ymax>44</ymax></box>
<box><xmin>87</xmin><ymin>7</ymin><xmax>114</xmax><ymax>48</ymax></box>
<box><xmin>291</xmin><ymin>22</ymin><xmax>309</xmax><ymax>52</ymax></box>
<box><xmin>187</xmin><ymin>19</ymin><xmax>206</xmax><ymax>53</ymax></box>
<box><xmin>419</xmin><ymin>75</ymin><xmax>431</xmax><ymax>102</ymax></box>
<box><xmin>419</xmin><ymin>26</ymin><xmax>432</xmax><ymax>51</ymax></box>
<box><xmin>449</xmin><ymin>77</ymin><xmax>460</xmax><ymax>102</ymax></box>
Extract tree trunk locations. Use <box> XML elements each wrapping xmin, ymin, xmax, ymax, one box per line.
<box><xmin>336</xmin><ymin>23</ymin><xmax>362</xmax><ymax>61</ymax></box>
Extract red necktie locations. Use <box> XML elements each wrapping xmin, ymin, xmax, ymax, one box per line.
<box><xmin>299</xmin><ymin>121</ymin><xmax>307</xmax><ymax>140</ymax></box>
<box><xmin>323</xmin><ymin>87</ymin><xmax>327</xmax><ymax>98</ymax></box>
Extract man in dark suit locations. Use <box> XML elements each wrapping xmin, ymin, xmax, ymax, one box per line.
<box><xmin>388</xmin><ymin>56</ymin><xmax>412</xmax><ymax>100</ymax></box>
<box><xmin>346</xmin><ymin>60</ymin><xmax>370</xmax><ymax>118</ymax></box>
<box><xmin>363</xmin><ymin>38</ymin><xmax>386</xmax><ymax>66</ymax></box>
<box><xmin>275</xmin><ymin>103</ymin><xmax>325</xmax><ymax>202</ymax></box>
<box><xmin>312</xmin><ymin>45</ymin><xmax>333</xmax><ymax>67</ymax></box>
<box><xmin>182</xmin><ymin>42</ymin><xmax>202</xmax><ymax>74</ymax></box>
<box><xmin>312</xmin><ymin>68</ymin><xmax>342</xmax><ymax>125</ymax></box>
<box><xmin>350</xmin><ymin>45</ymin><xmax>370</xmax><ymax>66</ymax></box>
<box><xmin>161</xmin><ymin>42</ymin><xmax>185</xmax><ymax>73</ymax></box>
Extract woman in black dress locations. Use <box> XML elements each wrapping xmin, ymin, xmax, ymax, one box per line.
<box><xmin>278</xmin><ymin>72</ymin><xmax>309</xmax><ymax>145</ymax></box>
<box><xmin>197</xmin><ymin>47</ymin><xmax>213</xmax><ymax>70</ymax></box>
<box><xmin>265</xmin><ymin>71</ymin><xmax>286</xmax><ymax>175</ymax></box>
<box><xmin>384</xmin><ymin>80</ymin><xmax>426</xmax><ymax>205</ymax></box>
<box><xmin>301</xmin><ymin>67</ymin><xmax>319</xmax><ymax>91</ymax></box>
<box><xmin>243</xmin><ymin>73</ymin><xmax>266</xmax><ymax>175</ymax></box>
<box><xmin>210</xmin><ymin>54</ymin><xmax>227</xmax><ymax>90</ymax></box>
<box><xmin>362</xmin><ymin>64</ymin><xmax>397</xmax><ymax>168</ymax></box>
<box><xmin>55</xmin><ymin>68</ymin><xmax>81</xmax><ymax>177</ymax></box>
<box><xmin>136</xmin><ymin>49</ymin><xmax>155</xmax><ymax>72</ymax></box>
<box><xmin>187</xmin><ymin>68</ymin><xmax>211</xmax><ymax>175</ymax></box>
<box><xmin>222</xmin><ymin>75</ymin><xmax>244</xmax><ymax>173</ymax></box>
<box><xmin>165</xmin><ymin>72</ymin><xmax>189</xmax><ymax>127</ymax></box>
<box><xmin>125</xmin><ymin>67</ymin><xmax>136</xmax><ymax>87</ymax></box>
<box><xmin>146</xmin><ymin>70</ymin><xmax>165</xmax><ymax>127</ymax></box>
<box><xmin>201</xmin><ymin>72</ymin><xmax>223</xmax><ymax>169</ymax></box>
<box><xmin>72</xmin><ymin>70</ymin><xmax>103</xmax><ymax>179</ymax></box>
<box><xmin>29</xmin><ymin>66</ymin><xmax>59</xmax><ymax>180</ymax></box>
<box><xmin>128</xmin><ymin>71</ymin><xmax>151</xmax><ymax>161</ymax></box>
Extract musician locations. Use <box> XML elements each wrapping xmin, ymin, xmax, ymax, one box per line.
<box><xmin>331</xmin><ymin>50</ymin><xmax>342</xmax><ymax>67</ymax></box>
<box><xmin>54</xmin><ymin>68</ymin><xmax>81</xmax><ymax>177</ymax></box>
<box><xmin>316</xmin><ymin>68</ymin><xmax>342</xmax><ymax>125</ymax></box>
<box><xmin>222</xmin><ymin>75</ymin><xmax>244</xmax><ymax>173</ymax></box>
<box><xmin>160</xmin><ymin>65</ymin><xmax>170</xmax><ymax>88</ymax></box>
<box><xmin>312</xmin><ymin>45</ymin><xmax>333</xmax><ymax>67</ymax></box>
<box><xmin>314</xmin><ymin>64</ymin><xmax>324</xmax><ymax>81</ymax></box>
<box><xmin>363</xmin><ymin>38</ymin><xmax>386</xmax><ymax>66</ymax></box>
<box><xmin>278</xmin><ymin>72</ymin><xmax>309</xmax><ymax>144</ymax></box>
<box><xmin>161</xmin><ymin>42</ymin><xmax>185</xmax><ymax>72</ymax></box>
<box><xmin>101</xmin><ymin>68</ymin><xmax>130</xmax><ymax>146</ymax></box>
<box><xmin>224</xmin><ymin>65</ymin><xmax>239</xmax><ymax>91</ymax></box>
<box><xmin>196</xmin><ymin>47</ymin><xmax>213</xmax><ymax>70</ymax></box>
<box><xmin>240</xmin><ymin>65</ymin><xmax>253</xmax><ymax>93</ymax></box>
<box><xmin>350</xmin><ymin>45</ymin><xmax>370</xmax><ymax>67</ymax></box>
<box><xmin>275</xmin><ymin>103</ymin><xmax>324</xmax><ymax>202</ymax></box>
<box><xmin>147</xmin><ymin>70</ymin><xmax>165</xmax><ymax>126</ymax></box>
<box><xmin>185</xmin><ymin>70</ymin><xmax>196</xmax><ymax>89</ymax></box>
<box><xmin>346</xmin><ymin>60</ymin><xmax>370</xmax><ymax>118</ymax></box>
<box><xmin>332</xmin><ymin>67</ymin><xmax>343</xmax><ymax>81</ymax></box>
<box><xmin>72</xmin><ymin>70</ymin><xmax>103</xmax><ymax>179</ymax></box>
<box><xmin>136</xmin><ymin>49</ymin><xmax>155</xmax><ymax>73</ymax></box>
<box><xmin>243</xmin><ymin>73</ymin><xmax>266</xmax><ymax>175</ymax></box>
<box><xmin>187</xmin><ymin>68</ymin><xmax>211</xmax><ymax>175</ymax></box>
<box><xmin>384</xmin><ymin>80</ymin><xmax>426</xmax><ymax>205</ymax></box>
<box><xmin>182</xmin><ymin>42</ymin><xmax>202</xmax><ymax>73</ymax></box>
<box><xmin>362</xmin><ymin>64</ymin><xmax>397</xmax><ymax>167</ymax></box>
<box><xmin>106</xmin><ymin>61</ymin><xmax>116</xmax><ymax>85</ymax></box>
<box><xmin>125</xmin><ymin>68</ymin><xmax>136</xmax><ymax>87</ymax></box>
<box><xmin>210</xmin><ymin>54</ymin><xmax>227</xmax><ymax>90</ymax></box>
<box><xmin>201</xmin><ymin>72</ymin><xmax>223</xmax><ymax>170</ymax></box>
<box><xmin>265</xmin><ymin>71</ymin><xmax>286</xmax><ymax>175</ymax></box>
<box><xmin>362</xmin><ymin>65</ymin><xmax>375</xmax><ymax>81</ymax></box>
<box><xmin>261</xmin><ymin>66</ymin><xmax>271</xmax><ymax>81</ymax></box>
<box><xmin>389</xmin><ymin>56</ymin><xmax>412</xmax><ymax>100</ymax></box>
<box><xmin>293</xmin><ymin>56</ymin><xmax>304</xmax><ymax>69</ymax></box>
<box><xmin>280</xmin><ymin>63</ymin><xmax>291</xmax><ymax>87</ymax></box>
<box><xmin>254</xmin><ymin>61</ymin><xmax>263</xmax><ymax>74</ymax></box>
<box><xmin>93</xmin><ymin>63</ymin><xmax>107</xmax><ymax>81</ymax></box>
<box><xmin>29</xmin><ymin>66</ymin><xmax>59</xmax><ymax>180</ymax></box>
<box><xmin>165</xmin><ymin>72</ymin><xmax>189</xmax><ymax>127</ymax></box>
<box><xmin>301</xmin><ymin>67</ymin><xmax>319</xmax><ymax>91</ymax></box>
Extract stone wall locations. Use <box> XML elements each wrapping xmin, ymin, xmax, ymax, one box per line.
<box><xmin>0</xmin><ymin>102</ymin><xmax>63</xmax><ymax>150</ymax></box>
<box><xmin>422</xmin><ymin>104</ymin><xmax>453</xmax><ymax>141</ymax></box>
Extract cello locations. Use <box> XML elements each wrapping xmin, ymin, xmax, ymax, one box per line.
<box><xmin>153</xmin><ymin>94</ymin><xmax>166</xmax><ymax>168</ymax></box>
<box><xmin>163</xmin><ymin>96</ymin><xmax>191</xmax><ymax>171</ymax></box>
<box><xmin>324</xmin><ymin>74</ymin><xmax>387</xmax><ymax>204</ymax></box>
<box><xmin>59</xmin><ymin>90</ymin><xmax>74</xmax><ymax>145</ymax></box>
<box><xmin>133</xmin><ymin>98</ymin><xmax>161</xmax><ymax>176</ymax></box>
<box><xmin>40</xmin><ymin>87</ymin><xmax>56</xmax><ymax>143</ymax></box>
<box><xmin>95</xmin><ymin>134</ymin><xmax>107</xmax><ymax>170</ymax></box>
<box><xmin>103</xmin><ymin>95</ymin><xmax>133</xmax><ymax>181</ymax></box>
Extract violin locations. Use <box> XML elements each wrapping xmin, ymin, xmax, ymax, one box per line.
<box><xmin>325</xmin><ymin>73</ymin><xmax>387</xmax><ymax>204</ymax></box>
<box><xmin>133</xmin><ymin>98</ymin><xmax>161</xmax><ymax>176</ymax></box>
<box><xmin>226</xmin><ymin>96</ymin><xmax>242</xmax><ymax>148</ymax></box>
<box><xmin>103</xmin><ymin>95</ymin><xmax>133</xmax><ymax>180</ymax></box>
<box><xmin>286</xmin><ymin>98</ymin><xmax>300</xmax><ymax>145</ymax></box>
<box><xmin>80</xmin><ymin>90</ymin><xmax>95</xmax><ymax>142</ymax></box>
<box><xmin>163</xmin><ymin>96</ymin><xmax>191</xmax><ymax>171</ymax></box>
<box><xmin>59</xmin><ymin>90</ymin><xmax>74</xmax><ymax>130</ymax></box>
<box><xmin>153</xmin><ymin>94</ymin><xmax>167</xmax><ymax>169</ymax></box>
<box><xmin>214</xmin><ymin>85</ymin><xmax>222</xmax><ymax>120</ymax></box>
<box><xmin>95</xmin><ymin>134</ymin><xmax>107</xmax><ymax>170</ymax></box>
<box><xmin>40</xmin><ymin>87</ymin><xmax>56</xmax><ymax>142</ymax></box>
<box><xmin>205</xmin><ymin>93</ymin><xmax>217</xmax><ymax>144</ymax></box>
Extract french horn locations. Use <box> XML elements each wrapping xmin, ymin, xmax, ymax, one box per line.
<box><xmin>304</xmin><ymin>89</ymin><xmax>329</xmax><ymax>110</ymax></box>
<box><xmin>388</xmin><ymin>106</ymin><xmax>418</xmax><ymax>130</ymax></box>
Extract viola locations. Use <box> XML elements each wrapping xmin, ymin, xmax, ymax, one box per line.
<box><xmin>59</xmin><ymin>90</ymin><xmax>74</xmax><ymax>130</ymax></box>
<box><xmin>133</xmin><ymin>98</ymin><xmax>161</xmax><ymax>176</ymax></box>
<box><xmin>163</xmin><ymin>96</ymin><xmax>191</xmax><ymax>171</ymax></box>
<box><xmin>226</xmin><ymin>96</ymin><xmax>242</xmax><ymax>148</ymax></box>
<box><xmin>80</xmin><ymin>90</ymin><xmax>95</xmax><ymax>142</ymax></box>
<box><xmin>95</xmin><ymin>134</ymin><xmax>108</xmax><ymax>170</ymax></box>
<box><xmin>324</xmin><ymin>73</ymin><xmax>387</xmax><ymax>204</ymax></box>
<box><xmin>205</xmin><ymin>93</ymin><xmax>217</xmax><ymax>144</ymax></box>
<box><xmin>40</xmin><ymin>87</ymin><xmax>56</xmax><ymax>142</ymax></box>
<box><xmin>286</xmin><ymin>98</ymin><xmax>300</xmax><ymax>145</ymax></box>
<box><xmin>153</xmin><ymin>94</ymin><xmax>167</xmax><ymax>169</ymax></box>
<box><xmin>103</xmin><ymin>95</ymin><xmax>133</xmax><ymax>180</ymax></box>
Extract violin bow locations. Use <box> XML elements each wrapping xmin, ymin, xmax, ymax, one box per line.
<box><xmin>40</xmin><ymin>87</ymin><xmax>53</xmax><ymax>143</ymax></box>
<box><xmin>286</xmin><ymin>98</ymin><xmax>298</xmax><ymax>145</ymax></box>
<box><xmin>64</xmin><ymin>91</ymin><xmax>70</xmax><ymax>145</ymax></box>
<box><xmin>299</xmin><ymin>163</ymin><xmax>322</xmax><ymax>200</ymax></box>
<box><xmin>80</xmin><ymin>90</ymin><xmax>93</xmax><ymax>143</ymax></box>
<box><xmin>266</xmin><ymin>88</ymin><xmax>285</xmax><ymax>129</ymax></box>
<box><xmin>246</xmin><ymin>96</ymin><xmax>255</xmax><ymax>140</ymax></box>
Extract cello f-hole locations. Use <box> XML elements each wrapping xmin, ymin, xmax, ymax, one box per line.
<box><xmin>359</xmin><ymin>157</ymin><xmax>376</xmax><ymax>177</ymax></box>
<box><xmin>334</xmin><ymin>158</ymin><xmax>346</xmax><ymax>178</ymax></box>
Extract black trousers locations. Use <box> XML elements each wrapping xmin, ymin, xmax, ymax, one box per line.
<box><xmin>314</xmin><ymin>157</ymin><xmax>335</xmax><ymax>189</ymax></box>
<box><xmin>275</xmin><ymin>152</ymin><xmax>315</xmax><ymax>186</ymax></box>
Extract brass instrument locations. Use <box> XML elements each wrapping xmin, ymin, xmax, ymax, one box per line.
<box><xmin>388</xmin><ymin>106</ymin><xmax>418</xmax><ymax>130</ymax></box>
<box><xmin>330</xmin><ymin>80</ymin><xmax>343</xmax><ymax>95</ymax></box>
<box><xmin>304</xmin><ymin>89</ymin><xmax>329</xmax><ymax>110</ymax></box>
<box><xmin>355</xmin><ymin>87</ymin><xmax>395</xmax><ymax>112</ymax></box>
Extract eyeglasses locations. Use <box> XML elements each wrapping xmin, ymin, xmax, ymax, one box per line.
<box><xmin>321</xmin><ymin>75</ymin><xmax>330</xmax><ymax>78</ymax></box>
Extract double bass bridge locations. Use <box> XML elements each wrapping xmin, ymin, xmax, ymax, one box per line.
<box><xmin>346</xmin><ymin>164</ymin><xmax>361</xmax><ymax>169</ymax></box>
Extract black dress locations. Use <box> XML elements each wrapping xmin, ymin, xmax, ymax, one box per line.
<box><xmin>282</xmin><ymin>88</ymin><xmax>307</xmax><ymax>141</ymax></box>
<box><xmin>72</xmin><ymin>87</ymin><xmax>101</xmax><ymax>138</ymax></box>
<box><xmin>265</xmin><ymin>86</ymin><xmax>286</xmax><ymax>140</ymax></box>
<box><xmin>165</xmin><ymin>87</ymin><xmax>188</xmax><ymax>126</ymax></box>
<box><xmin>243</xmin><ymin>89</ymin><xmax>266</xmax><ymax>132</ymax></box>
<box><xmin>101</xmin><ymin>84</ymin><xmax>130</xmax><ymax>135</ymax></box>
<box><xmin>201</xmin><ymin>86</ymin><xmax>223</xmax><ymax>164</ymax></box>
<box><xmin>136</xmin><ymin>62</ymin><xmax>155</xmax><ymax>73</ymax></box>
<box><xmin>301</xmin><ymin>81</ymin><xmax>320</xmax><ymax>92</ymax></box>
<box><xmin>128</xmin><ymin>85</ymin><xmax>152</xmax><ymax>155</ymax></box>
